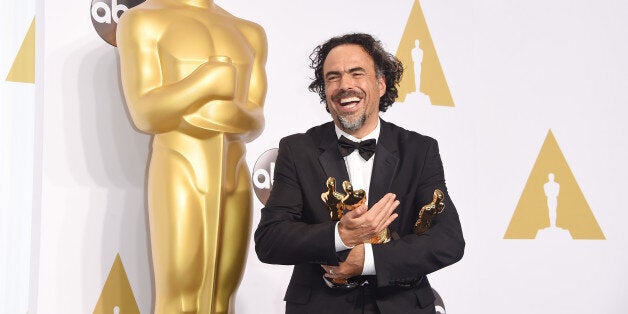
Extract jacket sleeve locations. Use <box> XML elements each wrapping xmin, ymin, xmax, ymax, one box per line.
<box><xmin>254</xmin><ymin>137</ymin><xmax>340</xmax><ymax>266</ymax></box>
<box><xmin>372</xmin><ymin>138</ymin><xmax>465</xmax><ymax>288</ymax></box>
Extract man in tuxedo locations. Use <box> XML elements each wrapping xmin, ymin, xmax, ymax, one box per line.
<box><xmin>254</xmin><ymin>33</ymin><xmax>464</xmax><ymax>314</ymax></box>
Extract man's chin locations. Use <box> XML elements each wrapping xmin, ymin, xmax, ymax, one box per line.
<box><xmin>338</xmin><ymin>117</ymin><xmax>364</xmax><ymax>132</ymax></box>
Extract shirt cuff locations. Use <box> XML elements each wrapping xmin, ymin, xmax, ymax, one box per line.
<box><xmin>334</xmin><ymin>221</ymin><xmax>354</xmax><ymax>251</ymax></box>
<box><xmin>361</xmin><ymin>243</ymin><xmax>376</xmax><ymax>275</ymax></box>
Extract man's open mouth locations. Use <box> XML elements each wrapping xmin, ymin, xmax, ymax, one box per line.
<box><xmin>340</xmin><ymin>96</ymin><xmax>361</xmax><ymax>107</ymax></box>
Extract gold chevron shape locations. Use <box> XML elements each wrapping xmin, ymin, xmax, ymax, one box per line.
<box><xmin>93</xmin><ymin>254</ymin><xmax>140</xmax><ymax>314</ymax></box>
<box><xmin>6</xmin><ymin>16</ymin><xmax>36</xmax><ymax>84</ymax></box>
<box><xmin>504</xmin><ymin>130</ymin><xmax>605</xmax><ymax>239</ymax></box>
<box><xmin>395</xmin><ymin>0</ymin><xmax>454</xmax><ymax>106</ymax></box>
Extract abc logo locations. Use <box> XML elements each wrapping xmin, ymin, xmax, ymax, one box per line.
<box><xmin>90</xmin><ymin>0</ymin><xmax>145</xmax><ymax>46</ymax></box>
<box><xmin>252</xmin><ymin>148</ymin><xmax>278</xmax><ymax>205</ymax></box>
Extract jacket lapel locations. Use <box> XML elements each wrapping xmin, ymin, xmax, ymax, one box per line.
<box><xmin>317</xmin><ymin>121</ymin><xmax>400</xmax><ymax>232</ymax></box>
<box><xmin>318</xmin><ymin>124</ymin><xmax>350</xmax><ymax>186</ymax></box>
<box><xmin>369</xmin><ymin>120</ymin><xmax>401</xmax><ymax>234</ymax></box>
<box><xmin>368</xmin><ymin>120</ymin><xmax>399</xmax><ymax>208</ymax></box>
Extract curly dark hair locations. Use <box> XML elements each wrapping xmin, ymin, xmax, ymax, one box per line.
<box><xmin>308</xmin><ymin>33</ymin><xmax>404</xmax><ymax>112</ymax></box>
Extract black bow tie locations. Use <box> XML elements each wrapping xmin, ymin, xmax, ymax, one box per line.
<box><xmin>338</xmin><ymin>136</ymin><xmax>377</xmax><ymax>160</ymax></box>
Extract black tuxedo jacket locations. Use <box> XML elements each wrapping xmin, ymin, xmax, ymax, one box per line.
<box><xmin>255</xmin><ymin>120</ymin><xmax>464</xmax><ymax>314</ymax></box>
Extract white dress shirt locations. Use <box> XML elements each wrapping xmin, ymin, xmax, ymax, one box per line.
<box><xmin>333</xmin><ymin>119</ymin><xmax>381</xmax><ymax>275</ymax></box>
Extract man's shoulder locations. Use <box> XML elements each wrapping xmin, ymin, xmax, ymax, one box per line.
<box><xmin>380</xmin><ymin>119</ymin><xmax>437</xmax><ymax>148</ymax></box>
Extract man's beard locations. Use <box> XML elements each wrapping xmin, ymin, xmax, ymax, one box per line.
<box><xmin>337</xmin><ymin>112</ymin><xmax>367</xmax><ymax>132</ymax></box>
<box><xmin>329</xmin><ymin>89</ymin><xmax>369</xmax><ymax>132</ymax></box>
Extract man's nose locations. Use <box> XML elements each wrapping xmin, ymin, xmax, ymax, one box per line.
<box><xmin>338</xmin><ymin>74</ymin><xmax>354</xmax><ymax>90</ymax></box>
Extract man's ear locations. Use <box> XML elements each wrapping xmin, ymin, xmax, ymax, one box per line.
<box><xmin>378</xmin><ymin>76</ymin><xmax>386</xmax><ymax>97</ymax></box>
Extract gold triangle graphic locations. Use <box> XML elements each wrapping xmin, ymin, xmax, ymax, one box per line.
<box><xmin>93</xmin><ymin>254</ymin><xmax>140</xmax><ymax>314</ymax></box>
<box><xmin>6</xmin><ymin>16</ymin><xmax>36</xmax><ymax>84</ymax></box>
<box><xmin>395</xmin><ymin>0</ymin><xmax>454</xmax><ymax>106</ymax></box>
<box><xmin>504</xmin><ymin>130</ymin><xmax>605</xmax><ymax>239</ymax></box>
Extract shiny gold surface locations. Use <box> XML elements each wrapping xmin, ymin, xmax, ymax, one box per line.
<box><xmin>340</xmin><ymin>181</ymin><xmax>389</xmax><ymax>244</ymax></box>
<box><xmin>414</xmin><ymin>189</ymin><xmax>445</xmax><ymax>235</ymax></box>
<box><xmin>340</xmin><ymin>180</ymin><xmax>367</xmax><ymax>211</ymax></box>
<box><xmin>116</xmin><ymin>1</ymin><xmax>267</xmax><ymax>313</ymax></box>
<box><xmin>321</xmin><ymin>177</ymin><xmax>344</xmax><ymax>221</ymax></box>
<box><xmin>321</xmin><ymin>178</ymin><xmax>389</xmax><ymax>288</ymax></box>
<box><xmin>321</xmin><ymin>178</ymin><xmax>390</xmax><ymax>244</ymax></box>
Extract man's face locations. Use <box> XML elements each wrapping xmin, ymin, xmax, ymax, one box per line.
<box><xmin>323</xmin><ymin>44</ymin><xmax>386</xmax><ymax>137</ymax></box>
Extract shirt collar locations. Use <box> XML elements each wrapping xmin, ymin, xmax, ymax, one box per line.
<box><xmin>334</xmin><ymin>118</ymin><xmax>380</xmax><ymax>143</ymax></box>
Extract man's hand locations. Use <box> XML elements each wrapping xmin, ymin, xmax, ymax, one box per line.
<box><xmin>321</xmin><ymin>244</ymin><xmax>365</xmax><ymax>280</ymax></box>
<box><xmin>338</xmin><ymin>193</ymin><xmax>399</xmax><ymax>247</ymax></box>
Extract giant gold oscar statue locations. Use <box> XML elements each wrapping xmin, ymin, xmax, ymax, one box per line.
<box><xmin>116</xmin><ymin>1</ymin><xmax>267</xmax><ymax>313</ymax></box>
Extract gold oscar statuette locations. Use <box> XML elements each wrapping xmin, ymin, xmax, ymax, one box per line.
<box><xmin>321</xmin><ymin>177</ymin><xmax>344</xmax><ymax>221</ymax></box>
<box><xmin>414</xmin><ymin>189</ymin><xmax>445</xmax><ymax>235</ymax></box>
<box><xmin>341</xmin><ymin>180</ymin><xmax>390</xmax><ymax>244</ymax></box>
<box><xmin>116</xmin><ymin>1</ymin><xmax>267</xmax><ymax>313</ymax></box>
<box><xmin>320</xmin><ymin>177</ymin><xmax>390</xmax><ymax>289</ymax></box>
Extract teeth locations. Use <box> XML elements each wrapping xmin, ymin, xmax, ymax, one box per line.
<box><xmin>340</xmin><ymin>97</ymin><xmax>360</xmax><ymax>104</ymax></box>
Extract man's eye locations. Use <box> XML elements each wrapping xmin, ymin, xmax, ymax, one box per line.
<box><xmin>327</xmin><ymin>76</ymin><xmax>339</xmax><ymax>82</ymax></box>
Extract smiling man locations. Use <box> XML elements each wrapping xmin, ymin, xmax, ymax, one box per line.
<box><xmin>324</xmin><ymin>43</ymin><xmax>384</xmax><ymax>136</ymax></box>
<box><xmin>255</xmin><ymin>33</ymin><xmax>464</xmax><ymax>314</ymax></box>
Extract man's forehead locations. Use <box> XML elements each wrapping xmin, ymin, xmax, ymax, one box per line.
<box><xmin>323</xmin><ymin>44</ymin><xmax>375</xmax><ymax>73</ymax></box>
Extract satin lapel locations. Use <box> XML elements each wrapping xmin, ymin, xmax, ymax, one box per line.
<box><xmin>368</xmin><ymin>144</ymin><xmax>399</xmax><ymax>208</ymax></box>
<box><xmin>318</xmin><ymin>130</ymin><xmax>350</xmax><ymax>187</ymax></box>
<box><xmin>369</xmin><ymin>120</ymin><xmax>400</xmax><ymax>231</ymax></box>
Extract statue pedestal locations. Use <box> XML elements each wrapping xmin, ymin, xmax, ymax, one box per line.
<box><xmin>535</xmin><ymin>227</ymin><xmax>572</xmax><ymax>240</ymax></box>
<box><xmin>405</xmin><ymin>91</ymin><xmax>431</xmax><ymax>106</ymax></box>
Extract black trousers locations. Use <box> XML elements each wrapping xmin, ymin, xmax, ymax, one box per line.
<box><xmin>285</xmin><ymin>282</ymin><xmax>436</xmax><ymax>314</ymax></box>
<box><xmin>360</xmin><ymin>284</ymin><xmax>380</xmax><ymax>313</ymax></box>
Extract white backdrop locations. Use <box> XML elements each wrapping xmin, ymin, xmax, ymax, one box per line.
<box><xmin>1</xmin><ymin>0</ymin><xmax>35</xmax><ymax>313</ymax></box>
<box><xmin>27</xmin><ymin>0</ymin><xmax>628</xmax><ymax>313</ymax></box>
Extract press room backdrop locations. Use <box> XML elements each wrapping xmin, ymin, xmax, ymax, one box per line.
<box><xmin>1</xmin><ymin>0</ymin><xmax>35</xmax><ymax>313</ymax></box>
<box><xmin>4</xmin><ymin>0</ymin><xmax>626</xmax><ymax>313</ymax></box>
